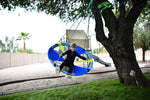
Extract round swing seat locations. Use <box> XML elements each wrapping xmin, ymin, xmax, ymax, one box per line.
<box><xmin>48</xmin><ymin>43</ymin><xmax>93</xmax><ymax>76</ymax></box>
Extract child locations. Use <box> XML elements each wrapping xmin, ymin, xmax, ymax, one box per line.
<box><xmin>55</xmin><ymin>43</ymin><xmax>87</xmax><ymax>79</ymax></box>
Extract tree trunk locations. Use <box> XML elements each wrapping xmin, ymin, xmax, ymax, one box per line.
<box><xmin>24</xmin><ymin>40</ymin><xmax>26</xmax><ymax>53</ymax></box>
<box><xmin>111</xmin><ymin>50</ymin><xmax>149</xmax><ymax>86</ymax></box>
<box><xmin>92</xmin><ymin>0</ymin><xmax>149</xmax><ymax>86</ymax></box>
<box><xmin>142</xmin><ymin>48</ymin><xmax>145</xmax><ymax>61</ymax></box>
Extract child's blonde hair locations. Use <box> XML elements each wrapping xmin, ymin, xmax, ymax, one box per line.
<box><xmin>71</xmin><ymin>43</ymin><xmax>77</xmax><ymax>48</ymax></box>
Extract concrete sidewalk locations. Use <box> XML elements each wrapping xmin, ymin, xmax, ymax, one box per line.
<box><xmin>0</xmin><ymin>62</ymin><xmax>150</xmax><ymax>96</ymax></box>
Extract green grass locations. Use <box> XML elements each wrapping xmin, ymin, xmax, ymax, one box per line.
<box><xmin>0</xmin><ymin>73</ymin><xmax>150</xmax><ymax>100</ymax></box>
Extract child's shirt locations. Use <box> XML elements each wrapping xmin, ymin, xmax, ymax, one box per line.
<box><xmin>61</xmin><ymin>50</ymin><xmax>86</xmax><ymax>63</ymax></box>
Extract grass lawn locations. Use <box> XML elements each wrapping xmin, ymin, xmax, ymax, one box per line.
<box><xmin>0</xmin><ymin>73</ymin><xmax>150</xmax><ymax>100</ymax></box>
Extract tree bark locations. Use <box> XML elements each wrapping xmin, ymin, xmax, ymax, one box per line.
<box><xmin>92</xmin><ymin>0</ymin><xmax>149</xmax><ymax>86</ymax></box>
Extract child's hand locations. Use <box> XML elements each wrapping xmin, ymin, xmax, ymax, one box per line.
<box><xmin>60</xmin><ymin>55</ymin><xmax>62</xmax><ymax>57</ymax></box>
<box><xmin>86</xmin><ymin>58</ymin><xmax>88</xmax><ymax>60</ymax></box>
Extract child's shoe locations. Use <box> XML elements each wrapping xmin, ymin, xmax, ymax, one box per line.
<box><xmin>55</xmin><ymin>67</ymin><xmax>60</xmax><ymax>75</ymax></box>
<box><xmin>65</xmin><ymin>75</ymin><xmax>72</xmax><ymax>79</ymax></box>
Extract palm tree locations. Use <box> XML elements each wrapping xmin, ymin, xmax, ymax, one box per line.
<box><xmin>16</xmin><ymin>32</ymin><xmax>31</xmax><ymax>53</ymax></box>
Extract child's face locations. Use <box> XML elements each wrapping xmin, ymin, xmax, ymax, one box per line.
<box><xmin>70</xmin><ymin>47</ymin><xmax>76</xmax><ymax>51</ymax></box>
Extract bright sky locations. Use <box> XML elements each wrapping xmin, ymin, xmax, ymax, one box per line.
<box><xmin>0</xmin><ymin>7</ymin><xmax>99</xmax><ymax>53</ymax></box>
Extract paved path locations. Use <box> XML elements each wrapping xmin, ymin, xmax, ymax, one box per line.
<box><xmin>0</xmin><ymin>61</ymin><xmax>150</xmax><ymax>96</ymax></box>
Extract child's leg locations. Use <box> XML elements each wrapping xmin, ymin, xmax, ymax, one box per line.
<box><xmin>60</xmin><ymin>61</ymin><xmax>67</xmax><ymax>71</ymax></box>
<box><xmin>56</xmin><ymin>62</ymin><xmax>66</xmax><ymax>75</ymax></box>
<box><xmin>65</xmin><ymin>64</ymin><xmax>73</xmax><ymax>79</ymax></box>
<box><xmin>68</xmin><ymin>64</ymin><xmax>74</xmax><ymax>74</ymax></box>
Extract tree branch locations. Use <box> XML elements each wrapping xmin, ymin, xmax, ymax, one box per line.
<box><xmin>92</xmin><ymin>0</ymin><xmax>112</xmax><ymax>49</ymax></box>
<box><xmin>99</xmin><ymin>0</ymin><xmax>118</xmax><ymax>38</ymax></box>
<box><xmin>119</xmin><ymin>1</ymin><xmax>126</xmax><ymax>18</ymax></box>
<box><xmin>127</xmin><ymin>0</ymin><xmax>147</xmax><ymax>25</ymax></box>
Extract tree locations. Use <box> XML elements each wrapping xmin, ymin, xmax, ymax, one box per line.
<box><xmin>93</xmin><ymin>43</ymin><xmax>107</xmax><ymax>54</ymax></box>
<box><xmin>133</xmin><ymin>1</ymin><xmax>150</xmax><ymax>61</ymax></box>
<box><xmin>16</xmin><ymin>32</ymin><xmax>31</xmax><ymax>53</ymax></box>
<box><xmin>0</xmin><ymin>36</ymin><xmax>18</xmax><ymax>52</ymax></box>
<box><xmin>0</xmin><ymin>0</ymin><xmax>36</xmax><ymax>11</ymax></box>
<box><xmin>133</xmin><ymin>27</ymin><xmax>150</xmax><ymax>61</ymax></box>
<box><xmin>17</xmin><ymin>48</ymin><xmax>34</xmax><ymax>54</ymax></box>
<box><xmin>91</xmin><ymin>0</ymin><xmax>149</xmax><ymax>86</ymax></box>
<box><xmin>1</xmin><ymin>0</ymin><xmax>149</xmax><ymax>86</ymax></box>
<box><xmin>0</xmin><ymin>40</ymin><xmax>5</xmax><ymax>51</ymax></box>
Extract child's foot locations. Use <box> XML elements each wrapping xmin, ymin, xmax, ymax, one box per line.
<box><xmin>55</xmin><ymin>67</ymin><xmax>60</xmax><ymax>75</ymax></box>
<box><xmin>65</xmin><ymin>75</ymin><xmax>72</xmax><ymax>79</ymax></box>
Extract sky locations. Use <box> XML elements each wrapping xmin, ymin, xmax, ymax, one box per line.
<box><xmin>0</xmin><ymin>7</ymin><xmax>99</xmax><ymax>54</ymax></box>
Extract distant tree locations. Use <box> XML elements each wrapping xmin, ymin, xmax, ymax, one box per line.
<box><xmin>17</xmin><ymin>48</ymin><xmax>24</xmax><ymax>53</ymax></box>
<box><xmin>16</xmin><ymin>32</ymin><xmax>31</xmax><ymax>53</ymax></box>
<box><xmin>26</xmin><ymin>49</ymin><xmax>34</xmax><ymax>54</ymax></box>
<box><xmin>93</xmin><ymin>43</ymin><xmax>107</xmax><ymax>54</ymax></box>
<box><xmin>136</xmin><ymin>1</ymin><xmax>150</xmax><ymax>29</ymax></box>
<box><xmin>0</xmin><ymin>40</ymin><xmax>5</xmax><ymax>51</ymax></box>
<box><xmin>17</xmin><ymin>48</ymin><xmax>34</xmax><ymax>54</ymax></box>
<box><xmin>0</xmin><ymin>36</ymin><xmax>18</xmax><ymax>52</ymax></box>
<box><xmin>35</xmin><ymin>52</ymin><xmax>42</xmax><ymax>54</ymax></box>
<box><xmin>133</xmin><ymin>27</ymin><xmax>150</xmax><ymax>61</ymax></box>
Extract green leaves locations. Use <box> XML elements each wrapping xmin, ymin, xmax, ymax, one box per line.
<box><xmin>0</xmin><ymin>0</ymin><xmax>89</xmax><ymax>22</ymax></box>
<box><xmin>0</xmin><ymin>36</ymin><xmax>18</xmax><ymax>52</ymax></box>
<box><xmin>16</xmin><ymin>32</ymin><xmax>32</xmax><ymax>41</ymax></box>
<box><xmin>133</xmin><ymin>27</ymin><xmax>150</xmax><ymax>50</ymax></box>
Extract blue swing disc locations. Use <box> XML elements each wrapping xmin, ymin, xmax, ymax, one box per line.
<box><xmin>48</xmin><ymin>43</ymin><xmax>93</xmax><ymax>76</ymax></box>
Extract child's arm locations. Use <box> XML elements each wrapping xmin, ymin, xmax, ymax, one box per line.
<box><xmin>76</xmin><ymin>53</ymin><xmax>87</xmax><ymax>60</ymax></box>
<box><xmin>60</xmin><ymin>50</ymin><xmax>68</xmax><ymax>57</ymax></box>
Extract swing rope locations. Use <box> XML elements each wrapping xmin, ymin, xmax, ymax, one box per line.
<box><xmin>84</xmin><ymin>9</ymin><xmax>91</xmax><ymax>50</ymax></box>
<box><xmin>58</xmin><ymin>0</ymin><xmax>93</xmax><ymax>43</ymax></box>
<box><xmin>57</xmin><ymin>0</ymin><xmax>94</xmax><ymax>67</ymax></box>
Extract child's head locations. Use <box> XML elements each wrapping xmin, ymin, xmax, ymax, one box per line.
<box><xmin>70</xmin><ymin>43</ymin><xmax>76</xmax><ymax>51</ymax></box>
